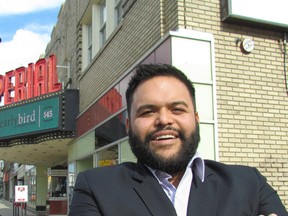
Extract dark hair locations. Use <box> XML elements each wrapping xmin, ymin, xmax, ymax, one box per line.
<box><xmin>125</xmin><ymin>64</ymin><xmax>197</xmax><ymax>117</ymax></box>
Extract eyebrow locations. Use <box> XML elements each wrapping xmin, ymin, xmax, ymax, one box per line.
<box><xmin>136</xmin><ymin>101</ymin><xmax>189</xmax><ymax>113</ymax></box>
<box><xmin>170</xmin><ymin>101</ymin><xmax>189</xmax><ymax>108</ymax></box>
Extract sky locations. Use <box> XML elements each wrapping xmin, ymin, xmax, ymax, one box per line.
<box><xmin>0</xmin><ymin>0</ymin><xmax>65</xmax><ymax>75</ymax></box>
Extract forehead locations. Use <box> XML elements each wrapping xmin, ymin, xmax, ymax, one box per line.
<box><xmin>136</xmin><ymin>75</ymin><xmax>184</xmax><ymax>88</ymax></box>
<box><xmin>132</xmin><ymin>76</ymin><xmax>192</xmax><ymax>103</ymax></box>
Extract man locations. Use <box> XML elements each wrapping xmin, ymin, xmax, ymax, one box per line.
<box><xmin>69</xmin><ymin>64</ymin><xmax>287</xmax><ymax>216</ymax></box>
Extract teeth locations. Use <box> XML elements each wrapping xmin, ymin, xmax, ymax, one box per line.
<box><xmin>155</xmin><ymin>135</ymin><xmax>175</xmax><ymax>140</ymax></box>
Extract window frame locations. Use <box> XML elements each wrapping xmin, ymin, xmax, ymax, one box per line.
<box><xmin>114</xmin><ymin>0</ymin><xmax>123</xmax><ymax>26</ymax></box>
<box><xmin>87</xmin><ymin>20</ymin><xmax>93</xmax><ymax>64</ymax></box>
<box><xmin>99</xmin><ymin>0</ymin><xmax>107</xmax><ymax>47</ymax></box>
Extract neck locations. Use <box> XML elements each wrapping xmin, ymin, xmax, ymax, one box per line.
<box><xmin>169</xmin><ymin>170</ymin><xmax>185</xmax><ymax>188</ymax></box>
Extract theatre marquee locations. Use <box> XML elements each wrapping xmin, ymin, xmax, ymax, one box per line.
<box><xmin>0</xmin><ymin>89</ymin><xmax>79</xmax><ymax>146</ymax></box>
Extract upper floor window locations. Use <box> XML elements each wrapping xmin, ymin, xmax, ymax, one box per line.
<box><xmin>87</xmin><ymin>20</ymin><xmax>93</xmax><ymax>64</ymax></box>
<box><xmin>115</xmin><ymin>0</ymin><xmax>123</xmax><ymax>26</ymax></box>
<box><xmin>100</xmin><ymin>0</ymin><xmax>107</xmax><ymax>47</ymax></box>
<box><xmin>80</xmin><ymin>0</ymin><xmax>124</xmax><ymax>71</ymax></box>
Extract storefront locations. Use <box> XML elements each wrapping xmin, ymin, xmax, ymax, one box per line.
<box><xmin>47</xmin><ymin>167</ymin><xmax>68</xmax><ymax>215</ymax></box>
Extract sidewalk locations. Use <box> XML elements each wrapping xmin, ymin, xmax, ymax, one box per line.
<box><xmin>0</xmin><ymin>198</ymin><xmax>45</xmax><ymax>216</ymax></box>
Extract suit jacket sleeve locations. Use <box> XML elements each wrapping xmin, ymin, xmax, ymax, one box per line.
<box><xmin>69</xmin><ymin>171</ymin><xmax>102</xmax><ymax>216</ymax></box>
<box><xmin>254</xmin><ymin>167</ymin><xmax>288</xmax><ymax>215</ymax></box>
<box><xmin>201</xmin><ymin>161</ymin><xmax>288</xmax><ymax>216</ymax></box>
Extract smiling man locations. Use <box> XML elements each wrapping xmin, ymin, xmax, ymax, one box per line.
<box><xmin>127</xmin><ymin>75</ymin><xmax>200</xmax><ymax>184</ymax></box>
<box><xmin>69</xmin><ymin>64</ymin><xmax>287</xmax><ymax>216</ymax></box>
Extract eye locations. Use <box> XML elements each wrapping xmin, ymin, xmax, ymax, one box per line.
<box><xmin>169</xmin><ymin>102</ymin><xmax>189</xmax><ymax>114</ymax></box>
<box><xmin>139</xmin><ymin>110</ymin><xmax>154</xmax><ymax>117</ymax></box>
<box><xmin>171</xmin><ymin>107</ymin><xmax>186</xmax><ymax>114</ymax></box>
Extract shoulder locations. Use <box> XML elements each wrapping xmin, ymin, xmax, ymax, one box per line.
<box><xmin>78</xmin><ymin>162</ymin><xmax>138</xmax><ymax>182</ymax></box>
<box><xmin>202</xmin><ymin>161</ymin><xmax>288</xmax><ymax>215</ymax></box>
<box><xmin>74</xmin><ymin>162</ymin><xmax>145</xmax><ymax>197</ymax></box>
<box><xmin>204</xmin><ymin>160</ymin><xmax>255</xmax><ymax>171</ymax></box>
<box><xmin>204</xmin><ymin>160</ymin><xmax>265</xmax><ymax>185</ymax></box>
<box><xmin>205</xmin><ymin>160</ymin><xmax>259</xmax><ymax>171</ymax></box>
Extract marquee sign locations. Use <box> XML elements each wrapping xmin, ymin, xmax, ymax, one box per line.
<box><xmin>0</xmin><ymin>89</ymin><xmax>79</xmax><ymax>143</ymax></box>
<box><xmin>0</xmin><ymin>54</ymin><xmax>62</xmax><ymax>105</ymax></box>
<box><xmin>0</xmin><ymin>96</ymin><xmax>60</xmax><ymax>139</ymax></box>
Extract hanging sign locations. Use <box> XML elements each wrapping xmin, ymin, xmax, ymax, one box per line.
<box><xmin>15</xmin><ymin>185</ymin><xmax>28</xmax><ymax>203</ymax></box>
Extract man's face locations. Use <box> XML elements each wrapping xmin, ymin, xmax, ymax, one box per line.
<box><xmin>126</xmin><ymin>76</ymin><xmax>200</xmax><ymax>174</ymax></box>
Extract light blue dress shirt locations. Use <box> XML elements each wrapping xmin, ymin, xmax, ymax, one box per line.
<box><xmin>148</xmin><ymin>152</ymin><xmax>205</xmax><ymax>216</ymax></box>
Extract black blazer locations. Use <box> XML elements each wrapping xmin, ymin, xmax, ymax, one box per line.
<box><xmin>69</xmin><ymin>160</ymin><xmax>288</xmax><ymax>216</ymax></box>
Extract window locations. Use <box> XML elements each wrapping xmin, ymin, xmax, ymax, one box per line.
<box><xmin>171</xmin><ymin>32</ymin><xmax>218</xmax><ymax>160</ymax></box>
<box><xmin>81</xmin><ymin>0</ymin><xmax>125</xmax><ymax>70</ymax></box>
<box><xmin>94</xmin><ymin>110</ymin><xmax>127</xmax><ymax>149</ymax></box>
<box><xmin>87</xmin><ymin>20</ymin><xmax>93</xmax><ymax>64</ymax></box>
<box><xmin>81</xmin><ymin>15</ymin><xmax>93</xmax><ymax>69</ymax></box>
<box><xmin>100</xmin><ymin>0</ymin><xmax>107</xmax><ymax>47</ymax></box>
<box><xmin>48</xmin><ymin>176</ymin><xmax>67</xmax><ymax>198</ymax></box>
<box><xmin>115</xmin><ymin>0</ymin><xmax>123</xmax><ymax>26</ymax></box>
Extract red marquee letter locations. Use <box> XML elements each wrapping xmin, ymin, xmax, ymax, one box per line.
<box><xmin>0</xmin><ymin>75</ymin><xmax>4</xmax><ymax>102</ymax></box>
<box><xmin>27</xmin><ymin>63</ymin><xmax>34</xmax><ymax>99</ymax></box>
<box><xmin>4</xmin><ymin>70</ymin><xmax>15</xmax><ymax>105</ymax></box>
<box><xmin>48</xmin><ymin>55</ymin><xmax>62</xmax><ymax>93</ymax></box>
<box><xmin>0</xmin><ymin>75</ymin><xmax>4</xmax><ymax>95</ymax></box>
<box><xmin>14</xmin><ymin>67</ymin><xmax>27</xmax><ymax>102</ymax></box>
<box><xmin>34</xmin><ymin>58</ymin><xmax>47</xmax><ymax>97</ymax></box>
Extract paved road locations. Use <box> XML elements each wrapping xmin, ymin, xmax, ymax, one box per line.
<box><xmin>0</xmin><ymin>198</ymin><xmax>35</xmax><ymax>216</ymax></box>
<box><xmin>0</xmin><ymin>198</ymin><xmax>16</xmax><ymax>216</ymax></box>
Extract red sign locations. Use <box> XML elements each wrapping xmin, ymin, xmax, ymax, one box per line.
<box><xmin>0</xmin><ymin>55</ymin><xmax>62</xmax><ymax>105</ymax></box>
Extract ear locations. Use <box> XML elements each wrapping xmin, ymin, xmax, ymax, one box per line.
<box><xmin>126</xmin><ymin>118</ymin><xmax>130</xmax><ymax>134</ymax></box>
<box><xmin>195</xmin><ymin>112</ymin><xmax>200</xmax><ymax>123</ymax></box>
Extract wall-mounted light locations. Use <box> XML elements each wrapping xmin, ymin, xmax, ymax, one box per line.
<box><xmin>235</xmin><ymin>38</ymin><xmax>255</xmax><ymax>54</ymax></box>
<box><xmin>240</xmin><ymin>38</ymin><xmax>254</xmax><ymax>53</ymax></box>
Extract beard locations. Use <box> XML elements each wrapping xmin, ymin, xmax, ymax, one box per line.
<box><xmin>128</xmin><ymin>122</ymin><xmax>200</xmax><ymax>175</ymax></box>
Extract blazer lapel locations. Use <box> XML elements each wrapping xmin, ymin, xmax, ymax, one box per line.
<box><xmin>132</xmin><ymin>162</ymin><xmax>177</xmax><ymax>216</ymax></box>
<box><xmin>187</xmin><ymin>166</ymin><xmax>218</xmax><ymax>216</ymax></box>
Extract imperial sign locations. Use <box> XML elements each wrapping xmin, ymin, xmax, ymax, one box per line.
<box><xmin>0</xmin><ymin>55</ymin><xmax>62</xmax><ymax>105</ymax></box>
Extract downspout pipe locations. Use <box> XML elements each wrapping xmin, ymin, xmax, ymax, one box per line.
<box><xmin>283</xmin><ymin>32</ymin><xmax>287</xmax><ymax>95</ymax></box>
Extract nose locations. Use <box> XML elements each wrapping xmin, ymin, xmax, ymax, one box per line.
<box><xmin>155</xmin><ymin>109</ymin><xmax>174</xmax><ymax>126</ymax></box>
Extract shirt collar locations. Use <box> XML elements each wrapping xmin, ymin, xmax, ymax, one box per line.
<box><xmin>147</xmin><ymin>152</ymin><xmax>205</xmax><ymax>183</ymax></box>
<box><xmin>190</xmin><ymin>152</ymin><xmax>205</xmax><ymax>182</ymax></box>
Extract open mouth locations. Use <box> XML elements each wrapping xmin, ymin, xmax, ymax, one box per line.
<box><xmin>154</xmin><ymin>134</ymin><xmax>176</xmax><ymax>140</ymax></box>
<box><xmin>151</xmin><ymin>130</ymin><xmax>179</xmax><ymax>142</ymax></box>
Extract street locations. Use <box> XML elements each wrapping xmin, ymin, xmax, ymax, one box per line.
<box><xmin>0</xmin><ymin>198</ymin><xmax>17</xmax><ymax>216</ymax></box>
<box><xmin>0</xmin><ymin>198</ymin><xmax>39</xmax><ymax>216</ymax></box>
